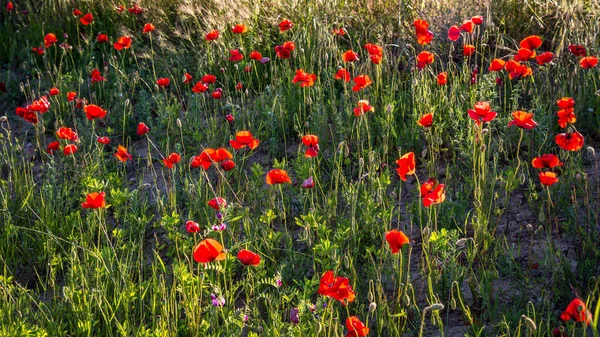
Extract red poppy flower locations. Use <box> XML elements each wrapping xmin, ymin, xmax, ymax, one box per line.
<box><xmin>508</xmin><ymin>110</ymin><xmax>538</xmax><ymax>129</ymax></box>
<box><xmin>413</xmin><ymin>19</ymin><xmax>434</xmax><ymax>45</ymax></box>
<box><xmin>229</xmin><ymin>131</ymin><xmax>260</xmax><ymax>150</ymax></box>
<box><xmin>468</xmin><ymin>102</ymin><xmax>497</xmax><ymax>124</ymax></box>
<box><xmin>211</xmin><ymin>88</ymin><xmax>223</xmax><ymax>99</ymax></box>
<box><xmin>560</xmin><ymin>298</ymin><xmax>591</xmax><ymax>324</ymax></box>
<box><xmin>113</xmin><ymin>36</ymin><xmax>132</xmax><ymax>50</ymax></box>
<box><xmin>67</xmin><ymin>92</ymin><xmax>77</xmax><ymax>102</ymax></box>
<box><xmin>508</xmin><ymin>64</ymin><xmax>532</xmax><ymax>80</ymax></box>
<box><xmin>471</xmin><ymin>16</ymin><xmax>484</xmax><ymax>25</ymax></box>
<box><xmin>332</xmin><ymin>28</ymin><xmax>346</xmax><ymax>36</ymax></box>
<box><xmin>221</xmin><ymin>159</ymin><xmax>235</xmax><ymax>171</ymax></box>
<box><xmin>73</xmin><ymin>9</ymin><xmax>82</xmax><ymax>16</ymax></box>
<box><xmin>448</xmin><ymin>25</ymin><xmax>460</xmax><ymax>41</ymax></box>
<box><xmin>364</xmin><ymin>43</ymin><xmax>383</xmax><ymax>58</ymax></box>
<box><xmin>292</xmin><ymin>69</ymin><xmax>317</xmax><ymax>87</ymax></box>
<box><xmin>15</xmin><ymin>106</ymin><xmax>37</xmax><ymax>124</ymax></box>
<box><xmin>437</xmin><ymin>72</ymin><xmax>448</xmax><ymax>85</ymax></box>
<box><xmin>353</xmin><ymin>100</ymin><xmax>374</xmax><ymax>117</ymax></box>
<box><xmin>342</xmin><ymin>50</ymin><xmax>359</xmax><ymax>62</ymax></box>
<box><xmin>557</xmin><ymin>109</ymin><xmax>576</xmax><ymax>128</ymax></box>
<box><xmin>250</xmin><ymin>51</ymin><xmax>262</xmax><ymax>60</ymax></box>
<box><xmin>539</xmin><ymin>171</ymin><xmax>559</xmax><ymax>186</ymax></box>
<box><xmin>80</xmin><ymin>13</ymin><xmax>93</xmax><ymax>25</ymax></box>
<box><xmin>556</xmin><ymin>97</ymin><xmax>575</xmax><ymax>110</ymax></box>
<box><xmin>208</xmin><ymin>197</ymin><xmax>227</xmax><ymax>210</ymax></box>
<box><xmin>202</xmin><ymin>74</ymin><xmax>216</xmax><ymax>84</ymax></box>
<box><xmin>568</xmin><ymin>44</ymin><xmax>586</xmax><ymax>57</ymax></box>
<box><xmin>520</xmin><ymin>35</ymin><xmax>542</xmax><ymax>50</ymax></box>
<box><xmin>279</xmin><ymin>19</ymin><xmax>293</xmax><ymax>32</ymax></box>
<box><xmin>205</xmin><ymin>30</ymin><xmax>219</xmax><ymax>41</ymax></box>
<box><xmin>237</xmin><ymin>249</ymin><xmax>261</xmax><ymax>266</ymax></box>
<box><xmin>156</xmin><ymin>78</ymin><xmax>170</xmax><ymax>87</ymax></box>
<box><xmin>192</xmin><ymin>81</ymin><xmax>209</xmax><ymax>93</ymax></box>
<box><xmin>416</xmin><ymin>51</ymin><xmax>434</xmax><ymax>69</ymax></box>
<box><xmin>556</xmin><ymin>132</ymin><xmax>584</xmax><ymax>151</ymax></box>
<box><xmin>163</xmin><ymin>153</ymin><xmax>181</xmax><ymax>169</ymax></box>
<box><xmin>83</xmin><ymin>104</ymin><xmax>107</xmax><ymax>120</ymax></box>
<box><xmin>463</xmin><ymin>44</ymin><xmax>476</xmax><ymax>56</ymax></box>
<box><xmin>137</xmin><ymin>122</ymin><xmax>149</xmax><ymax>136</ymax></box>
<box><xmin>352</xmin><ymin>75</ymin><xmax>372</xmax><ymax>92</ymax></box>
<box><xmin>417</xmin><ymin>113</ymin><xmax>433</xmax><ymax>128</ymax></box>
<box><xmin>395</xmin><ymin>152</ymin><xmax>415</xmax><ymax>181</ymax></box>
<box><xmin>63</xmin><ymin>144</ymin><xmax>77</xmax><ymax>155</ymax></box>
<box><xmin>460</xmin><ymin>20</ymin><xmax>474</xmax><ymax>34</ymax></box>
<box><xmin>89</xmin><ymin>69</ymin><xmax>105</xmax><ymax>83</ymax></box>
<box><xmin>536</xmin><ymin>52</ymin><xmax>553</xmax><ymax>65</ymax></box>
<box><xmin>116</xmin><ymin>5</ymin><xmax>125</xmax><ymax>13</ymax></box>
<box><xmin>317</xmin><ymin>270</ymin><xmax>356</xmax><ymax>305</ymax></box>
<box><xmin>266</xmin><ymin>169</ymin><xmax>292</xmax><ymax>185</ymax></box>
<box><xmin>489</xmin><ymin>59</ymin><xmax>506</xmax><ymax>72</ymax></box>
<box><xmin>191</xmin><ymin>148</ymin><xmax>233</xmax><ymax>170</ymax></box>
<box><xmin>275</xmin><ymin>45</ymin><xmax>291</xmax><ymax>59</ymax></box>
<box><xmin>97</xmin><ymin>136</ymin><xmax>110</xmax><ymax>145</ymax></box>
<box><xmin>515</xmin><ymin>48</ymin><xmax>536</xmax><ymax>61</ymax></box>
<box><xmin>183</xmin><ymin>72</ymin><xmax>192</xmax><ymax>84</ymax></box>
<box><xmin>46</xmin><ymin>141</ymin><xmax>60</xmax><ymax>154</ymax></box>
<box><xmin>345</xmin><ymin>316</ymin><xmax>369</xmax><ymax>337</ymax></box>
<box><xmin>334</xmin><ymin>68</ymin><xmax>351</xmax><ymax>82</ymax></box>
<box><xmin>193</xmin><ymin>238</ymin><xmax>226</xmax><ymax>264</ymax></box>
<box><xmin>229</xmin><ymin>49</ymin><xmax>243</xmax><ymax>62</ymax></box>
<box><xmin>531</xmin><ymin>154</ymin><xmax>562</xmax><ymax>169</ymax></box>
<box><xmin>44</xmin><ymin>33</ymin><xmax>57</xmax><ymax>47</ymax></box>
<box><xmin>82</xmin><ymin>192</ymin><xmax>106</xmax><ymax>209</ymax></box>
<box><xmin>31</xmin><ymin>47</ymin><xmax>45</xmax><ymax>56</ymax></box>
<box><xmin>386</xmin><ymin>229</ymin><xmax>409</xmax><ymax>254</ymax></box>
<box><xmin>143</xmin><ymin>23</ymin><xmax>155</xmax><ymax>34</ymax></box>
<box><xmin>580</xmin><ymin>56</ymin><xmax>598</xmax><ymax>69</ymax></box>
<box><xmin>232</xmin><ymin>24</ymin><xmax>248</xmax><ymax>34</ymax></box>
<box><xmin>186</xmin><ymin>221</ymin><xmax>200</xmax><ymax>234</ymax></box>
<box><xmin>97</xmin><ymin>34</ymin><xmax>109</xmax><ymax>43</ymax></box>
<box><xmin>128</xmin><ymin>4</ymin><xmax>143</xmax><ymax>15</ymax></box>
<box><xmin>301</xmin><ymin>134</ymin><xmax>319</xmax><ymax>158</ymax></box>
<box><xmin>283</xmin><ymin>41</ymin><xmax>295</xmax><ymax>51</ymax></box>
<box><xmin>6</xmin><ymin>2</ymin><xmax>13</xmax><ymax>12</ymax></box>
<box><xmin>30</xmin><ymin>96</ymin><xmax>50</xmax><ymax>113</ymax></box>
<box><xmin>56</xmin><ymin>127</ymin><xmax>78</xmax><ymax>141</ymax></box>
<box><xmin>421</xmin><ymin>178</ymin><xmax>446</xmax><ymax>207</ymax></box>
<box><xmin>49</xmin><ymin>87</ymin><xmax>59</xmax><ymax>96</ymax></box>
<box><xmin>115</xmin><ymin>145</ymin><xmax>132</xmax><ymax>162</ymax></box>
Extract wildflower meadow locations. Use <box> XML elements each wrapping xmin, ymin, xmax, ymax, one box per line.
<box><xmin>1</xmin><ymin>0</ymin><xmax>600</xmax><ymax>336</ymax></box>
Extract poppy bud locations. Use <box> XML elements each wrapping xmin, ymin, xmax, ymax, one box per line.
<box><xmin>176</xmin><ymin>118</ymin><xmax>182</xmax><ymax>128</ymax></box>
<box><xmin>576</xmin><ymin>173</ymin><xmax>582</xmax><ymax>181</ymax></box>
<box><xmin>225</xmin><ymin>114</ymin><xmax>234</xmax><ymax>123</ymax></box>
<box><xmin>587</xmin><ymin>146</ymin><xmax>596</xmax><ymax>157</ymax></box>
<box><xmin>481</xmin><ymin>128</ymin><xmax>489</xmax><ymax>135</ymax></box>
<box><xmin>521</xmin><ymin>315</ymin><xmax>536</xmax><ymax>331</ymax></box>
<box><xmin>455</xmin><ymin>238</ymin><xmax>468</xmax><ymax>248</ymax></box>
<box><xmin>526</xmin><ymin>224</ymin><xmax>533</xmax><ymax>232</ymax></box>
<box><xmin>369</xmin><ymin>302</ymin><xmax>377</xmax><ymax>313</ymax></box>
<box><xmin>403</xmin><ymin>294</ymin><xmax>411</xmax><ymax>306</ymax></box>
<box><xmin>0</xmin><ymin>116</ymin><xmax>6</xmax><ymax>122</ymax></box>
<box><xmin>428</xmin><ymin>303</ymin><xmax>444</xmax><ymax>311</ymax></box>
<box><xmin>422</xmin><ymin>226</ymin><xmax>430</xmax><ymax>238</ymax></box>
<box><xmin>450</xmin><ymin>297</ymin><xmax>457</xmax><ymax>310</ymax></box>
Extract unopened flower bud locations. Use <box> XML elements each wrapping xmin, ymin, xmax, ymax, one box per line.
<box><xmin>369</xmin><ymin>302</ymin><xmax>377</xmax><ymax>313</ymax></box>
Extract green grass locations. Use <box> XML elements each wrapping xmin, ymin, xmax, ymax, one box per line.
<box><xmin>1</xmin><ymin>0</ymin><xmax>600</xmax><ymax>336</ymax></box>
